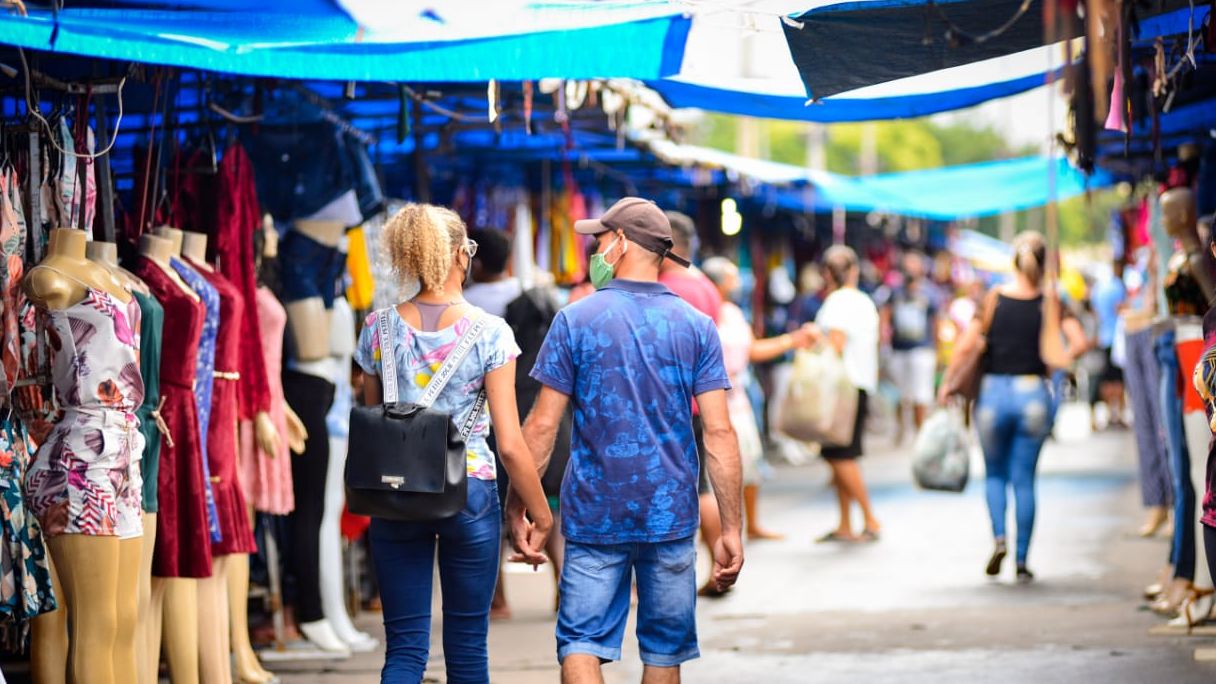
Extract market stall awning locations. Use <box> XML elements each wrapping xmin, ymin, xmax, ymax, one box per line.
<box><xmin>858</xmin><ymin>156</ymin><xmax>1113</xmax><ymax>219</ymax></box>
<box><xmin>0</xmin><ymin>1</ymin><xmax>691</xmax><ymax>81</ymax></box>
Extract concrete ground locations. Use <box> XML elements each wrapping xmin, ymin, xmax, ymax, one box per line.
<box><xmin>262</xmin><ymin>403</ymin><xmax>1216</xmax><ymax>682</ymax></box>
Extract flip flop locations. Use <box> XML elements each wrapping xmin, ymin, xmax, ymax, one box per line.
<box><xmin>858</xmin><ymin>529</ymin><xmax>881</xmax><ymax>543</ymax></box>
<box><xmin>815</xmin><ymin>530</ymin><xmax>856</xmax><ymax>543</ymax></box>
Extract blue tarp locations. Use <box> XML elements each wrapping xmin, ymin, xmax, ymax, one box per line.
<box><xmin>649</xmin><ymin>69</ymin><xmax>1052</xmax><ymax>122</ymax></box>
<box><xmin>0</xmin><ymin>2</ymin><xmax>690</xmax><ymax>80</ymax></box>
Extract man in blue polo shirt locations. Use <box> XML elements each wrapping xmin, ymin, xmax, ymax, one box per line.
<box><xmin>510</xmin><ymin>197</ymin><xmax>743</xmax><ymax>683</ymax></box>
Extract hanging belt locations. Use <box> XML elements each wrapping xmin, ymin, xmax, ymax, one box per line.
<box><xmin>147</xmin><ymin>396</ymin><xmax>174</xmax><ymax>449</ymax></box>
<box><xmin>213</xmin><ymin>370</ymin><xmax>240</xmax><ymax>381</ymax></box>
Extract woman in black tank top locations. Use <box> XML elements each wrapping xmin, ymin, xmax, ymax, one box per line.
<box><xmin>941</xmin><ymin>232</ymin><xmax>1087</xmax><ymax>584</ymax></box>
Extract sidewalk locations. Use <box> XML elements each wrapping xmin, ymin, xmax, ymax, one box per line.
<box><xmin>273</xmin><ymin>403</ymin><xmax>1216</xmax><ymax>683</ymax></box>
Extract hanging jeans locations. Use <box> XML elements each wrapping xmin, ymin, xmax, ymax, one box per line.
<box><xmin>370</xmin><ymin>478</ymin><xmax>501</xmax><ymax>684</ymax></box>
<box><xmin>976</xmin><ymin>375</ymin><xmax>1053</xmax><ymax>565</ymax></box>
<box><xmin>1124</xmin><ymin>328</ymin><xmax>1174</xmax><ymax>508</ymax></box>
<box><xmin>1157</xmin><ymin>329</ymin><xmax>1194</xmax><ymax>580</ymax></box>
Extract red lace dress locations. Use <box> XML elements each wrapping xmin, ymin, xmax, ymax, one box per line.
<box><xmin>132</xmin><ymin>257</ymin><xmax>213</xmax><ymax>578</ymax></box>
<box><xmin>191</xmin><ymin>263</ymin><xmax>257</xmax><ymax>555</ymax></box>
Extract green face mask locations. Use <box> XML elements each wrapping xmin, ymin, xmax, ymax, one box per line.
<box><xmin>589</xmin><ymin>236</ymin><xmax>625</xmax><ymax>289</ymax></box>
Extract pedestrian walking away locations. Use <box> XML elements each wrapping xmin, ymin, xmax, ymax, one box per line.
<box><xmin>513</xmin><ymin>197</ymin><xmax>744</xmax><ymax>684</ymax></box>
<box><xmin>940</xmin><ymin>231</ymin><xmax>1088</xmax><ymax>583</ymax></box>
<box><xmin>354</xmin><ymin>203</ymin><xmax>552</xmax><ymax>684</ymax></box>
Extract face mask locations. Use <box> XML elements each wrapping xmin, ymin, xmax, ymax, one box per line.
<box><xmin>589</xmin><ymin>236</ymin><xmax>625</xmax><ymax>289</ymax></box>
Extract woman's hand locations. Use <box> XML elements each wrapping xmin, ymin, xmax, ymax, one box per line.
<box><xmin>790</xmin><ymin>323</ymin><xmax>819</xmax><ymax>349</ymax></box>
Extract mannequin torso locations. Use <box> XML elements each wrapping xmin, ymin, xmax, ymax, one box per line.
<box><xmin>26</xmin><ymin>229</ymin><xmax>130</xmax><ymax>309</ymax></box>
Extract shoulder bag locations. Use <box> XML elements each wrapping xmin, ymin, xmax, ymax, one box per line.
<box><xmin>346</xmin><ymin>308</ymin><xmax>489</xmax><ymax>522</ymax></box>
<box><xmin>941</xmin><ymin>290</ymin><xmax>1000</xmax><ymax>402</ymax></box>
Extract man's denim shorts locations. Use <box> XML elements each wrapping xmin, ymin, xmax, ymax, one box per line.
<box><xmin>556</xmin><ymin>536</ymin><xmax>699</xmax><ymax>668</ymax></box>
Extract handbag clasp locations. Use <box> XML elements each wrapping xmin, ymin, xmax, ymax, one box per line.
<box><xmin>381</xmin><ymin>475</ymin><xmax>406</xmax><ymax>489</ymax></box>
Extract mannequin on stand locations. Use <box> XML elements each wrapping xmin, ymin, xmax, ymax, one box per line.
<box><xmin>23</xmin><ymin>228</ymin><xmax>144</xmax><ymax>684</ymax></box>
<box><xmin>1160</xmin><ymin>187</ymin><xmax>1216</xmax><ymax>628</ymax></box>
<box><xmin>279</xmin><ymin>219</ymin><xmax>349</xmax><ymax>654</ymax></box>
<box><xmin>133</xmin><ymin>233</ymin><xmax>209</xmax><ymax>684</ymax></box>
<box><xmin>88</xmin><ymin>239</ymin><xmax>164</xmax><ymax>684</ymax></box>
<box><xmin>320</xmin><ymin>294</ymin><xmax>377</xmax><ymax>652</ymax></box>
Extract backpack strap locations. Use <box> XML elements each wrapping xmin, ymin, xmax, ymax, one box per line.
<box><xmin>978</xmin><ymin>290</ymin><xmax>1001</xmax><ymax>336</ymax></box>
<box><xmin>376</xmin><ymin>308</ymin><xmax>400</xmax><ymax>404</ymax></box>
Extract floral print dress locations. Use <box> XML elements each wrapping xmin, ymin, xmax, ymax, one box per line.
<box><xmin>24</xmin><ymin>282</ymin><xmax>145</xmax><ymax>539</ymax></box>
<box><xmin>171</xmin><ymin>258</ymin><xmax>223</xmax><ymax>544</ymax></box>
<box><xmin>0</xmin><ymin>169</ymin><xmax>54</xmax><ymax>638</ymax></box>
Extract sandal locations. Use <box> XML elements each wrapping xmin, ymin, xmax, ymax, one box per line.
<box><xmin>815</xmin><ymin>530</ymin><xmax>856</xmax><ymax>543</ymax></box>
<box><xmin>858</xmin><ymin>529</ymin><xmax>881</xmax><ymax>543</ymax></box>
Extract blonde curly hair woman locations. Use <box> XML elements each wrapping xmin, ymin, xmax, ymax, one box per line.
<box><xmin>355</xmin><ymin>203</ymin><xmax>552</xmax><ymax>683</ymax></box>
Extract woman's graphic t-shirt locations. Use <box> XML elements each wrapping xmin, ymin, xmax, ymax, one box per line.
<box><xmin>354</xmin><ymin>306</ymin><xmax>520</xmax><ymax>481</ymax></box>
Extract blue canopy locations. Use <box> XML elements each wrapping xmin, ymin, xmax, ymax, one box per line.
<box><xmin>0</xmin><ymin>1</ymin><xmax>690</xmax><ymax>81</ymax></box>
<box><xmin>649</xmin><ymin>69</ymin><xmax>1052</xmax><ymax>123</ymax></box>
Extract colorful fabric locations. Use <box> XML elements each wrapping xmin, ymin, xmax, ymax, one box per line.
<box><xmin>354</xmin><ymin>306</ymin><xmax>520</xmax><ymax>481</ymax></box>
<box><xmin>132</xmin><ymin>289</ymin><xmax>164</xmax><ymax>513</ymax></box>
<box><xmin>25</xmin><ymin>287</ymin><xmax>145</xmax><ymax>538</ymax></box>
<box><xmin>0</xmin><ymin>416</ymin><xmax>56</xmax><ymax>635</ymax></box>
<box><xmin>345</xmin><ymin>226</ymin><xmax>375</xmax><ymax>311</ymax></box>
<box><xmin>529</xmin><ymin>279</ymin><xmax>730</xmax><ymax>545</ymax></box>
<box><xmin>238</xmin><ymin>287</ymin><xmax>294</xmax><ymax>515</ymax></box>
<box><xmin>171</xmin><ymin>258</ymin><xmax>223</xmax><ymax>544</ymax></box>
<box><xmin>716</xmin><ymin>302</ymin><xmax>763</xmax><ymax>484</ymax></box>
<box><xmin>133</xmin><ymin>257</ymin><xmax>213</xmax><ymax>578</ymax></box>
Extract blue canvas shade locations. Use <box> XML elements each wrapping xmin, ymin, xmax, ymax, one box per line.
<box><xmin>0</xmin><ymin>2</ymin><xmax>691</xmax><ymax>80</ymax></box>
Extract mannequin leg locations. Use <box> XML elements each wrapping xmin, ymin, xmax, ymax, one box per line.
<box><xmin>161</xmin><ymin>579</ymin><xmax>200</xmax><ymax>684</ymax></box>
<box><xmin>114</xmin><ymin>536</ymin><xmax>142</xmax><ymax>683</ymax></box>
<box><xmin>198</xmin><ymin>555</ymin><xmax>233</xmax><ymax>684</ymax></box>
<box><xmin>47</xmin><ymin>534</ymin><xmax>121</xmax><ymax>684</ymax></box>
<box><xmin>137</xmin><ymin>514</ymin><xmax>159</xmax><ymax>684</ymax></box>
<box><xmin>321</xmin><ymin>432</ymin><xmax>374</xmax><ymax>649</ymax></box>
<box><xmin>229</xmin><ymin>550</ymin><xmax>273</xmax><ymax>683</ymax></box>
<box><xmin>30</xmin><ymin>556</ymin><xmax>67</xmax><ymax>684</ymax></box>
<box><xmin>1184</xmin><ymin>413</ymin><xmax>1213</xmax><ymax>590</ymax></box>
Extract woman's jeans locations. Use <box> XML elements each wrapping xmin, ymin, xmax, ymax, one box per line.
<box><xmin>1124</xmin><ymin>328</ymin><xmax>1174</xmax><ymax>508</ymax></box>
<box><xmin>977</xmin><ymin>375</ymin><xmax>1053</xmax><ymax>565</ymax></box>
<box><xmin>369</xmin><ymin>478</ymin><xmax>501</xmax><ymax>684</ymax></box>
<box><xmin>1157</xmin><ymin>328</ymin><xmax>1194</xmax><ymax>580</ymax></box>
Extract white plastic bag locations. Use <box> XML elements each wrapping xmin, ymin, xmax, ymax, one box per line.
<box><xmin>912</xmin><ymin>405</ymin><xmax>971</xmax><ymax>492</ymax></box>
<box><xmin>778</xmin><ymin>346</ymin><xmax>858</xmax><ymax>447</ymax></box>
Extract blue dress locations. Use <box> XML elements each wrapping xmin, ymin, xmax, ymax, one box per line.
<box><xmin>171</xmin><ymin>258</ymin><xmax>223</xmax><ymax>545</ymax></box>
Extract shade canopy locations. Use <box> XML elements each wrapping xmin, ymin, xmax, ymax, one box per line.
<box><xmin>0</xmin><ymin>1</ymin><xmax>691</xmax><ymax>81</ymax></box>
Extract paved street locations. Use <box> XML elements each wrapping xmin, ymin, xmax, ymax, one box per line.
<box><xmin>269</xmin><ymin>403</ymin><xmax>1216</xmax><ymax>683</ymax></box>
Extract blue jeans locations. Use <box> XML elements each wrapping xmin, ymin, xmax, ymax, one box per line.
<box><xmin>1157</xmin><ymin>329</ymin><xmax>1195</xmax><ymax>580</ymax></box>
<box><xmin>556</xmin><ymin>537</ymin><xmax>699</xmax><ymax>667</ymax></box>
<box><xmin>976</xmin><ymin>375</ymin><xmax>1053</xmax><ymax>565</ymax></box>
<box><xmin>1125</xmin><ymin>328</ymin><xmax>1174</xmax><ymax>507</ymax></box>
<box><xmin>369</xmin><ymin>478</ymin><xmax>501</xmax><ymax>684</ymax></box>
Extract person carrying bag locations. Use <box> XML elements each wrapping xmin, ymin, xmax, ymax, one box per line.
<box><xmin>351</xmin><ymin>203</ymin><xmax>551</xmax><ymax>684</ymax></box>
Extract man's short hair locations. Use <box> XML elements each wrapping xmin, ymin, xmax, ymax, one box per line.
<box><xmin>665</xmin><ymin>211</ymin><xmax>697</xmax><ymax>254</ymax></box>
<box><xmin>469</xmin><ymin>227</ymin><xmax>512</xmax><ymax>275</ymax></box>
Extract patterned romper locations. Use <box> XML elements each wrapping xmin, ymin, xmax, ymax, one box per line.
<box><xmin>24</xmin><ymin>271</ymin><xmax>145</xmax><ymax>539</ymax></box>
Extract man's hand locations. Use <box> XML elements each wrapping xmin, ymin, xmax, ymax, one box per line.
<box><xmin>712</xmin><ymin>530</ymin><xmax>744</xmax><ymax>592</ymax></box>
<box><xmin>505</xmin><ymin>493</ymin><xmax>550</xmax><ymax>568</ymax></box>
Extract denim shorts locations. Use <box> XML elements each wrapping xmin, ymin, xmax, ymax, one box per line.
<box><xmin>279</xmin><ymin>230</ymin><xmax>346</xmax><ymax>307</ymax></box>
<box><xmin>556</xmin><ymin>537</ymin><xmax>699</xmax><ymax>668</ymax></box>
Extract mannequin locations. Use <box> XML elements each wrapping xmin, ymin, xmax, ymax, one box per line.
<box><xmin>86</xmin><ymin>240</ymin><xmax>150</xmax><ymax>296</ymax></box>
<box><xmin>280</xmin><ymin>219</ymin><xmax>348</xmax><ymax>653</ymax></box>
<box><xmin>320</xmin><ymin>295</ymin><xmax>377</xmax><ymax>652</ymax></box>
<box><xmin>23</xmin><ymin>228</ymin><xmax>142</xmax><ymax>684</ymax></box>
<box><xmin>283</xmin><ymin>219</ymin><xmax>344</xmax><ymax>362</ymax></box>
<box><xmin>135</xmin><ymin>233</ymin><xmax>206</xmax><ymax>684</ymax></box>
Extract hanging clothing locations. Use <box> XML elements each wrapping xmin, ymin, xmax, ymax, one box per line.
<box><xmin>215</xmin><ymin>145</ymin><xmax>272</xmax><ymax>421</ymax></box>
<box><xmin>25</xmin><ymin>284</ymin><xmax>144</xmax><ymax>539</ymax></box>
<box><xmin>191</xmin><ymin>262</ymin><xmax>257</xmax><ymax>556</ymax></box>
<box><xmin>133</xmin><ymin>257</ymin><xmax>213</xmax><ymax>578</ymax></box>
<box><xmin>171</xmin><ymin>258</ymin><xmax>223</xmax><ymax>545</ymax></box>
<box><xmin>239</xmin><ymin>287</ymin><xmax>294</xmax><ymax>515</ymax></box>
<box><xmin>132</xmin><ymin>289</ymin><xmax>164</xmax><ymax>514</ymax></box>
<box><xmin>0</xmin><ymin>169</ymin><xmax>54</xmax><ymax>641</ymax></box>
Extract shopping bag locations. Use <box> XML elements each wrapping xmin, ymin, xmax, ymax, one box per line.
<box><xmin>778</xmin><ymin>345</ymin><xmax>858</xmax><ymax>447</ymax></box>
<box><xmin>912</xmin><ymin>405</ymin><xmax>971</xmax><ymax>493</ymax></box>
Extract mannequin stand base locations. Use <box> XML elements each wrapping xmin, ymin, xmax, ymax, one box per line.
<box><xmin>1196</xmin><ymin>648</ymin><xmax>1216</xmax><ymax>661</ymax></box>
<box><xmin>257</xmin><ymin>645</ymin><xmax>350</xmax><ymax>663</ymax></box>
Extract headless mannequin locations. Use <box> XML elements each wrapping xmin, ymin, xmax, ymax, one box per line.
<box><xmin>320</xmin><ymin>297</ymin><xmax>377</xmax><ymax>651</ymax></box>
<box><xmin>25</xmin><ymin>228</ymin><xmax>140</xmax><ymax>684</ymax></box>
<box><xmin>280</xmin><ymin>219</ymin><xmax>348</xmax><ymax>652</ymax></box>
<box><xmin>285</xmin><ymin>220</ymin><xmax>343</xmax><ymax>362</ymax></box>
<box><xmin>141</xmin><ymin>231</ymin><xmax>203</xmax><ymax>684</ymax></box>
<box><xmin>181</xmin><ymin>231</ymin><xmax>236</xmax><ymax>684</ymax></box>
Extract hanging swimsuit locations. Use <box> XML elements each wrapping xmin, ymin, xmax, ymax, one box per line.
<box><xmin>23</xmin><ymin>266</ymin><xmax>145</xmax><ymax>539</ymax></box>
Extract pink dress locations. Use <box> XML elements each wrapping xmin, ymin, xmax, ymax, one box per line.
<box><xmin>239</xmin><ymin>287</ymin><xmax>294</xmax><ymax>515</ymax></box>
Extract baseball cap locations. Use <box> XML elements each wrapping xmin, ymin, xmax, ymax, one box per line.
<box><xmin>574</xmin><ymin>197</ymin><xmax>692</xmax><ymax>268</ymax></box>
